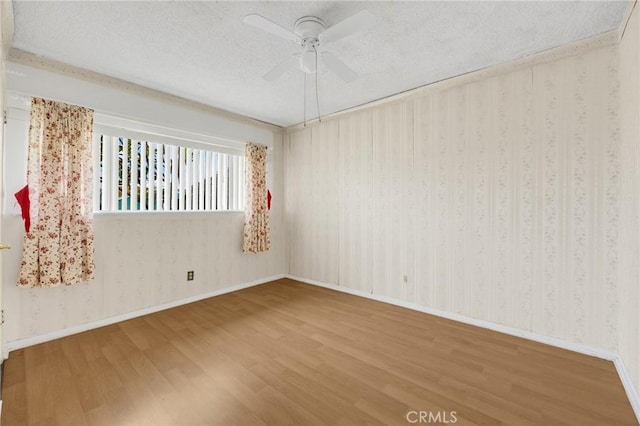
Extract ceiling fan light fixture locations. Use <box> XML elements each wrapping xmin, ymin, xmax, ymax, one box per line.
<box><xmin>299</xmin><ymin>49</ymin><xmax>317</xmax><ymax>74</ymax></box>
<box><xmin>244</xmin><ymin>10</ymin><xmax>376</xmax><ymax>82</ymax></box>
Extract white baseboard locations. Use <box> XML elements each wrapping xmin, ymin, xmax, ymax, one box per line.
<box><xmin>614</xmin><ymin>356</ymin><xmax>640</xmax><ymax>423</ymax></box>
<box><xmin>286</xmin><ymin>274</ymin><xmax>640</xmax><ymax>423</ymax></box>
<box><xmin>287</xmin><ymin>275</ymin><xmax>617</xmax><ymax>360</ymax></box>
<box><xmin>4</xmin><ymin>273</ymin><xmax>286</xmax><ymax>358</ymax></box>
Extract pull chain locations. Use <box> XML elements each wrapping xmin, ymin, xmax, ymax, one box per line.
<box><xmin>303</xmin><ymin>72</ymin><xmax>307</xmax><ymax>127</ymax></box>
<box><xmin>313</xmin><ymin>46</ymin><xmax>322</xmax><ymax>123</ymax></box>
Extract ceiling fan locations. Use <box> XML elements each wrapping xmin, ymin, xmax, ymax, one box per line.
<box><xmin>243</xmin><ymin>10</ymin><xmax>376</xmax><ymax>83</ymax></box>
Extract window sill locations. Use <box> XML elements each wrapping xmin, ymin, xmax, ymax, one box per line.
<box><xmin>93</xmin><ymin>210</ymin><xmax>245</xmax><ymax>221</ymax></box>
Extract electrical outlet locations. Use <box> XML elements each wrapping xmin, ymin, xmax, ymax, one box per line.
<box><xmin>187</xmin><ymin>271</ymin><xmax>194</xmax><ymax>281</ymax></box>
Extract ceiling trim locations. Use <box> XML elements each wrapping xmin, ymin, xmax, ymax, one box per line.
<box><xmin>7</xmin><ymin>48</ymin><xmax>284</xmax><ymax>134</ymax></box>
<box><xmin>285</xmin><ymin>29</ymin><xmax>619</xmax><ymax>133</ymax></box>
<box><xmin>619</xmin><ymin>0</ymin><xmax>638</xmax><ymax>40</ymax></box>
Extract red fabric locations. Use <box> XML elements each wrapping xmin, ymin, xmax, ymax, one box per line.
<box><xmin>267</xmin><ymin>189</ymin><xmax>272</xmax><ymax>211</ymax></box>
<box><xmin>15</xmin><ymin>185</ymin><xmax>30</xmax><ymax>233</ymax></box>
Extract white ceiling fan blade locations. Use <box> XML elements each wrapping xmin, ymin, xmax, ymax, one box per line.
<box><xmin>322</xmin><ymin>52</ymin><xmax>358</xmax><ymax>83</ymax></box>
<box><xmin>243</xmin><ymin>14</ymin><xmax>299</xmax><ymax>42</ymax></box>
<box><xmin>321</xmin><ymin>10</ymin><xmax>376</xmax><ymax>43</ymax></box>
<box><xmin>263</xmin><ymin>55</ymin><xmax>299</xmax><ymax>81</ymax></box>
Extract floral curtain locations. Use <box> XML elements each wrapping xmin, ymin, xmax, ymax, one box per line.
<box><xmin>243</xmin><ymin>143</ymin><xmax>270</xmax><ymax>253</ymax></box>
<box><xmin>18</xmin><ymin>98</ymin><xmax>95</xmax><ymax>287</ymax></box>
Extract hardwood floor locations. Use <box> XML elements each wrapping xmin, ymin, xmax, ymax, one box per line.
<box><xmin>1</xmin><ymin>279</ymin><xmax>637</xmax><ymax>425</ymax></box>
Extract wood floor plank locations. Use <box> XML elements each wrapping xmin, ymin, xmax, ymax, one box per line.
<box><xmin>2</xmin><ymin>279</ymin><xmax>637</xmax><ymax>425</ymax></box>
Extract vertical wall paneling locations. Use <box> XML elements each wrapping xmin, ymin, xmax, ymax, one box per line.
<box><xmin>604</xmin><ymin>45</ymin><xmax>621</xmax><ymax>352</ymax></box>
<box><xmin>532</xmin><ymin>59</ymin><xmax>562</xmax><ymax>338</ymax></box>
<box><xmin>619</xmin><ymin>2</ymin><xmax>640</xmax><ymax>394</ymax></box>
<box><xmin>372</xmin><ymin>103</ymin><xmax>412</xmax><ymax>300</ymax></box>
<box><xmin>338</xmin><ymin>117</ymin><xmax>351</xmax><ymax>288</ymax></box>
<box><xmin>449</xmin><ymin>85</ymin><xmax>468</xmax><ymax>316</ymax></box>
<box><xmin>310</xmin><ymin>125</ymin><xmax>321</xmax><ymax>281</ymax></box>
<box><xmin>284</xmin><ymin>134</ymin><xmax>292</xmax><ymax>274</ymax></box>
<box><xmin>286</xmin><ymin>129</ymin><xmax>309</xmax><ymax>278</ymax></box>
<box><xmin>435</xmin><ymin>90</ymin><xmax>453</xmax><ymax>312</ymax></box>
<box><xmin>403</xmin><ymin>104</ymin><xmax>416</xmax><ymax>304</ymax></box>
<box><xmin>472</xmin><ymin>78</ymin><xmax>492</xmax><ymax>320</ymax></box>
<box><xmin>362</xmin><ymin>111</ymin><xmax>375</xmax><ymax>294</ymax></box>
<box><xmin>493</xmin><ymin>73</ymin><xmax>513</xmax><ymax>326</ymax></box>
<box><xmin>312</xmin><ymin>121</ymin><xmax>340</xmax><ymax>285</ymax></box>
<box><xmin>339</xmin><ymin>113</ymin><xmax>375</xmax><ymax>292</ymax></box>
<box><xmin>568</xmin><ymin>54</ymin><xmax>591</xmax><ymax>346</ymax></box>
<box><xmin>515</xmin><ymin>68</ymin><xmax>535</xmax><ymax>332</ymax></box>
<box><xmin>301</xmin><ymin>128</ymin><xmax>314</xmax><ymax>280</ymax></box>
<box><xmin>285</xmin><ymin>43</ymin><xmax>626</xmax><ymax>362</ymax></box>
<box><xmin>413</xmin><ymin>96</ymin><xmax>434</xmax><ymax>308</ymax></box>
<box><xmin>371</xmin><ymin>106</ymin><xmax>388</xmax><ymax>296</ymax></box>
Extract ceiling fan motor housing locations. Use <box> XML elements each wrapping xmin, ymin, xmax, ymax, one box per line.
<box><xmin>294</xmin><ymin>16</ymin><xmax>326</xmax><ymax>44</ymax></box>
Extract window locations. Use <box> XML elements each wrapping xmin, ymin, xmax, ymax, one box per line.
<box><xmin>94</xmin><ymin>135</ymin><xmax>245</xmax><ymax>212</ymax></box>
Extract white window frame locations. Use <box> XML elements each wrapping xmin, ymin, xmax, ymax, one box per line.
<box><xmin>93</xmin><ymin>114</ymin><xmax>246</xmax><ymax>214</ymax></box>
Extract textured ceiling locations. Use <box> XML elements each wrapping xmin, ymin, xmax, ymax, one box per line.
<box><xmin>11</xmin><ymin>1</ymin><xmax>628</xmax><ymax>127</ymax></box>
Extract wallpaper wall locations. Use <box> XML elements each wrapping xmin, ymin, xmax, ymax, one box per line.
<box><xmin>2</xmin><ymin>130</ymin><xmax>285</xmax><ymax>343</ymax></box>
<box><xmin>3</xmin><ymin>210</ymin><xmax>284</xmax><ymax>342</ymax></box>
<box><xmin>286</xmin><ymin>42</ymin><xmax>632</xmax><ymax>381</ymax></box>
<box><xmin>619</xmin><ymin>4</ymin><xmax>640</xmax><ymax>396</ymax></box>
